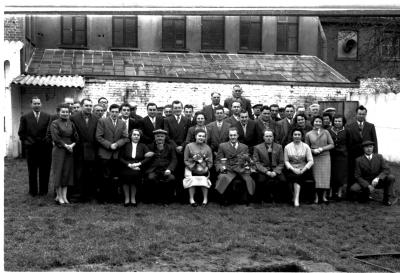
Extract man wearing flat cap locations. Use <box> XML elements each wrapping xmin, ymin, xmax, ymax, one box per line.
<box><xmin>252</xmin><ymin>104</ymin><xmax>263</xmax><ymax>120</ymax></box>
<box><xmin>144</xmin><ymin>129</ymin><xmax>177</xmax><ymax>206</ymax></box>
<box><xmin>350</xmin><ymin>140</ymin><xmax>397</xmax><ymax>206</ymax></box>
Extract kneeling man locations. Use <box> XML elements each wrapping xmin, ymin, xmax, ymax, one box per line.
<box><xmin>351</xmin><ymin>140</ymin><xmax>397</xmax><ymax>206</ymax></box>
<box><xmin>215</xmin><ymin>127</ymin><xmax>255</xmax><ymax>205</ymax></box>
<box><xmin>145</xmin><ymin>129</ymin><xmax>177</xmax><ymax>206</ymax></box>
<box><xmin>252</xmin><ymin>129</ymin><xmax>287</xmax><ymax>203</ymax></box>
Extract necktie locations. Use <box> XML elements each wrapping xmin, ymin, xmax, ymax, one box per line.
<box><xmin>113</xmin><ymin>120</ymin><xmax>117</xmax><ymax>127</ymax></box>
<box><xmin>151</xmin><ymin>118</ymin><xmax>156</xmax><ymax>128</ymax></box>
<box><xmin>243</xmin><ymin>125</ymin><xmax>246</xmax><ymax>135</ymax></box>
<box><xmin>359</xmin><ymin>122</ymin><xmax>363</xmax><ymax>136</ymax></box>
<box><xmin>177</xmin><ymin>116</ymin><xmax>180</xmax><ymax>124</ymax></box>
<box><xmin>35</xmin><ymin>113</ymin><xmax>39</xmax><ymax>123</ymax></box>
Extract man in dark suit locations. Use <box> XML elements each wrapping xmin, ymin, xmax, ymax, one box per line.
<box><xmin>236</xmin><ymin>110</ymin><xmax>258</xmax><ymax>154</ymax></box>
<box><xmin>120</xmin><ymin>103</ymin><xmax>143</xmax><ymax>136</ymax></box>
<box><xmin>129</xmin><ymin>103</ymin><xmax>144</xmax><ymax>122</ymax></box>
<box><xmin>203</xmin><ymin>92</ymin><xmax>223</xmax><ymax>124</ymax></box>
<box><xmin>255</xmin><ymin>106</ymin><xmax>283</xmax><ymax>144</ymax></box>
<box><xmin>70</xmin><ymin>98</ymin><xmax>99</xmax><ymax>202</ymax></box>
<box><xmin>206</xmin><ymin>106</ymin><xmax>231</xmax><ymax>155</ymax></box>
<box><xmin>145</xmin><ymin>129</ymin><xmax>177</xmax><ymax>206</ymax></box>
<box><xmin>184</xmin><ymin>104</ymin><xmax>196</xmax><ymax>127</ymax></box>
<box><xmin>18</xmin><ymin>96</ymin><xmax>52</xmax><ymax>196</ymax></box>
<box><xmin>252</xmin><ymin>129</ymin><xmax>288</xmax><ymax>203</ymax></box>
<box><xmin>141</xmin><ymin>103</ymin><xmax>164</xmax><ymax>144</ymax></box>
<box><xmin>224</xmin><ymin>85</ymin><xmax>254</xmax><ymax>119</ymax></box>
<box><xmin>164</xmin><ymin>100</ymin><xmax>190</xmax><ymax>201</ymax></box>
<box><xmin>215</xmin><ymin>127</ymin><xmax>256</xmax><ymax>205</ymax></box>
<box><xmin>270</xmin><ymin>104</ymin><xmax>282</xmax><ymax>122</ymax></box>
<box><xmin>225</xmin><ymin>101</ymin><xmax>241</xmax><ymax>125</ymax></box>
<box><xmin>277</xmin><ymin>104</ymin><xmax>295</xmax><ymax>145</ymax></box>
<box><xmin>96</xmin><ymin>103</ymin><xmax>129</xmax><ymax>202</ymax></box>
<box><xmin>98</xmin><ymin>97</ymin><xmax>110</xmax><ymax>119</ymax></box>
<box><xmin>350</xmin><ymin>140</ymin><xmax>396</xmax><ymax>206</ymax></box>
<box><xmin>346</xmin><ymin>105</ymin><xmax>378</xmax><ymax>188</ymax></box>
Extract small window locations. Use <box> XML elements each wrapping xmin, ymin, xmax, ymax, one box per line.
<box><xmin>276</xmin><ymin>16</ymin><xmax>298</xmax><ymax>53</ymax></box>
<box><xmin>61</xmin><ymin>16</ymin><xmax>87</xmax><ymax>47</ymax></box>
<box><xmin>162</xmin><ymin>16</ymin><xmax>186</xmax><ymax>50</ymax></box>
<box><xmin>112</xmin><ymin>16</ymin><xmax>138</xmax><ymax>48</ymax></box>
<box><xmin>240</xmin><ymin>16</ymin><xmax>262</xmax><ymax>51</ymax></box>
<box><xmin>380</xmin><ymin>32</ymin><xmax>400</xmax><ymax>59</ymax></box>
<box><xmin>201</xmin><ymin>16</ymin><xmax>225</xmax><ymax>50</ymax></box>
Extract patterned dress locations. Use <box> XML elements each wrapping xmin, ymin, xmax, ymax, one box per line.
<box><xmin>305</xmin><ymin>129</ymin><xmax>334</xmax><ymax>189</ymax></box>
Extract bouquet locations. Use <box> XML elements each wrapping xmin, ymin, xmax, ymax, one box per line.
<box><xmin>236</xmin><ymin>153</ymin><xmax>256</xmax><ymax>174</ymax></box>
<box><xmin>191</xmin><ymin>152</ymin><xmax>209</xmax><ymax>175</ymax></box>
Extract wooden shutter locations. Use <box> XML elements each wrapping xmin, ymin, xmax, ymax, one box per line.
<box><xmin>62</xmin><ymin>16</ymin><xmax>73</xmax><ymax>45</ymax></box>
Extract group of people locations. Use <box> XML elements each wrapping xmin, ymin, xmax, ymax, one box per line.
<box><xmin>18</xmin><ymin>85</ymin><xmax>397</xmax><ymax>207</ymax></box>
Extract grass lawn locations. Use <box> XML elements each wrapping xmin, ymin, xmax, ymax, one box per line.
<box><xmin>4</xmin><ymin>158</ymin><xmax>400</xmax><ymax>271</ymax></box>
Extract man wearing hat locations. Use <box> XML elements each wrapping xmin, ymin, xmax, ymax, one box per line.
<box><xmin>252</xmin><ymin>104</ymin><xmax>263</xmax><ymax>120</ymax></box>
<box><xmin>350</xmin><ymin>140</ymin><xmax>397</xmax><ymax>206</ymax></box>
<box><xmin>144</xmin><ymin>129</ymin><xmax>177</xmax><ymax>206</ymax></box>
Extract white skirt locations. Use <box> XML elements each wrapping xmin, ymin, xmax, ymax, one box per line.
<box><xmin>182</xmin><ymin>168</ymin><xmax>211</xmax><ymax>189</ymax></box>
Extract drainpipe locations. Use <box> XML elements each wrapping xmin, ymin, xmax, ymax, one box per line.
<box><xmin>318</xmin><ymin>19</ymin><xmax>328</xmax><ymax>62</ymax></box>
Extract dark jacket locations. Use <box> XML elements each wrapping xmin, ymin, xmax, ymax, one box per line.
<box><xmin>354</xmin><ymin>153</ymin><xmax>390</xmax><ymax>188</ymax></box>
<box><xmin>18</xmin><ymin>111</ymin><xmax>52</xmax><ymax>146</ymax></box>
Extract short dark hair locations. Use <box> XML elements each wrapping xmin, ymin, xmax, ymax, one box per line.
<box><xmin>73</xmin><ymin>101</ymin><xmax>80</xmax><ymax>105</ymax></box>
<box><xmin>214</xmin><ymin>105</ymin><xmax>224</xmax><ymax>112</ymax></box>
<box><xmin>294</xmin><ymin>113</ymin><xmax>307</xmax><ymax>124</ymax></box>
<box><xmin>164</xmin><ymin>104</ymin><xmax>172</xmax><ymax>109</ymax></box>
<box><xmin>56</xmin><ymin>103</ymin><xmax>70</xmax><ymax>113</ymax></box>
<box><xmin>270</xmin><ymin>104</ymin><xmax>279</xmax><ymax>109</ymax></box>
<box><xmin>119</xmin><ymin>103</ymin><xmax>131</xmax><ymax>111</ymax></box>
<box><xmin>109</xmin><ymin>104</ymin><xmax>120</xmax><ymax>111</ymax></box>
<box><xmin>80</xmin><ymin>98</ymin><xmax>92</xmax><ymax>106</ymax></box>
<box><xmin>261</xmin><ymin>105</ymin><xmax>270</xmax><ymax>112</ymax></box>
<box><xmin>184</xmin><ymin>104</ymin><xmax>194</xmax><ymax>110</ymax></box>
<box><xmin>291</xmin><ymin>128</ymin><xmax>304</xmax><ymax>138</ymax></box>
<box><xmin>31</xmin><ymin>96</ymin><xmax>40</xmax><ymax>103</ymax></box>
<box><xmin>311</xmin><ymin>115</ymin><xmax>323</xmax><ymax>126</ymax></box>
<box><xmin>172</xmin><ymin>100</ymin><xmax>183</xmax><ymax>108</ymax></box>
<box><xmin>333</xmin><ymin>114</ymin><xmax>347</xmax><ymax>126</ymax></box>
<box><xmin>147</xmin><ymin>102</ymin><xmax>157</xmax><ymax>109</ymax></box>
<box><xmin>285</xmin><ymin>104</ymin><xmax>295</xmax><ymax>110</ymax></box>
<box><xmin>239</xmin><ymin>109</ymin><xmax>248</xmax><ymax>115</ymax></box>
<box><xmin>356</xmin><ymin>105</ymin><xmax>367</xmax><ymax>113</ymax></box>
<box><xmin>98</xmin><ymin>97</ymin><xmax>108</xmax><ymax>103</ymax></box>
<box><xmin>194</xmin><ymin>111</ymin><xmax>205</xmax><ymax>121</ymax></box>
<box><xmin>322</xmin><ymin>112</ymin><xmax>333</xmax><ymax>122</ymax></box>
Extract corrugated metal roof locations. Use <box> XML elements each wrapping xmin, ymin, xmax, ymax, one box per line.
<box><xmin>25</xmin><ymin>48</ymin><xmax>351</xmax><ymax>85</ymax></box>
<box><xmin>12</xmin><ymin>74</ymin><xmax>85</xmax><ymax>88</ymax></box>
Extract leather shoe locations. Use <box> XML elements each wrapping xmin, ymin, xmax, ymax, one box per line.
<box><xmin>383</xmin><ymin>197</ymin><xmax>398</xmax><ymax>206</ymax></box>
<box><xmin>124</xmin><ymin>202</ymin><xmax>130</xmax><ymax>207</ymax></box>
<box><xmin>201</xmin><ymin>203</ymin><xmax>208</xmax><ymax>208</ymax></box>
<box><xmin>131</xmin><ymin>202</ymin><xmax>137</xmax><ymax>207</ymax></box>
<box><xmin>190</xmin><ymin>202</ymin><xmax>198</xmax><ymax>207</ymax></box>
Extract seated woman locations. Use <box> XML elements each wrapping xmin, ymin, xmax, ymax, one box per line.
<box><xmin>328</xmin><ymin>114</ymin><xmax>349</xmax><ymax>200</ymax></box>
<box><xmin>119</xmin><ymin>129</ymin><xmax>153</xmax><ymax>207</ymax></box>
<box><xmin>50</xmin><ymin>103</ymin><xmax>79</xmax><ymax>205</ymax></box>
<box><xmin>185</xmin><ymin>112</ymin><xmax>208</xmax><ymax>144</ymax></box>
<box><xmin>183</xmin><ymin>129</ymin><xmax>213</xmax><ymax>207</ymax></box>
<box><xmin>284</xmin><ymin>129</ymin><xmax>314</xmax><ymax>207</ymax></box>
<box><xmin>305</xmin><ymin>115</ymin><xmax>334</xmax><ymax>204</ymax></box>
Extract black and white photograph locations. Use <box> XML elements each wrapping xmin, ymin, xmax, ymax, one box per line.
<box><xmin>1</xmin><ymin>0</ymin><xmax>400</xmax><ymax>271</ymax></box>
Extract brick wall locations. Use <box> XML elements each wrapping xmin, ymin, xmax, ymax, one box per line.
<box><xmin>82</xmin><ymin>80</ymin><xmax>354</xmax><ymax>116</ymax></box>
<box><xmin>4</xmin><ymin>16</ymin><xmax>24</xmax><ymax>42</ymax></box>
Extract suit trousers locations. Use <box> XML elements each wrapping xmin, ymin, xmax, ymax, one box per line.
<box><xmin>350</xmin><ymin>174</ymin><xmax>395</xmax><ymax>202</ymax></box>
<box><xmin>146</xmin><ymin>172</ymin><xmax>175</xmax><ymax>204</ymax></box>
<box><xmin>99</xmin><ymin>158</ymin><xmax>120</xmax><ymax>202</ymax></box>
<box><xmin>25</xmin><ymin>143</ymin><xmax>52</xmax><ymax>195</ymax></box>
<box><xmin>252</xmin><ymin>172</ymin><xmax>288</xmax><ymax>202</ymax></box>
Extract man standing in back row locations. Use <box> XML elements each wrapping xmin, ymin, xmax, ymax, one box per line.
<box><xmin>224</xmin><ymin>85</ymin><xmax>254</xmax><ymax>120</ymax></box>
<box><xmin>18</xmin><ymin>97</ymin><xmax>53</xmax><ymax>197</ymax></box>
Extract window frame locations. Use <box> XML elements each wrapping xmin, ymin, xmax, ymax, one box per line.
<box><xmin>276</xmin><ymin>16</ymin><xmax>299</xmax><ymax>54</ymax></box>
<box><xmin>380</xmin><ymin>31</ymin><xmax>400</xmax><ymax>60</ymax></box>
<box><xmin>200</xmin><ymin>16</ymin><xmax>226</xmax><ymax>53</ymax></box>
<box><xmin>239</xmin><ymin>16</ymin><xmax>262</xmax><ymax>52</ymax></box>
<box><xmin>161</xmin><ymin>16</ymin><xmax>188</xmax><ymax>52</ymax></box>
<box><xmin>111</xmin><ymin>16</ymin><xmax>139</xmax><ymax>50</ymax></box>
<box><xmin>60</xmin><ymin>16</ymin><xmax>87</xmax><ymax>49</ymax></box>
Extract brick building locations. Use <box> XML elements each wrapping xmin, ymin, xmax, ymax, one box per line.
<box><xmin>3</xmin><ymin>5</ymin><xmax>400</xmax><ymax>158</ymax></box>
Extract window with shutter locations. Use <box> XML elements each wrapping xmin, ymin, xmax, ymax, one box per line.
<box><xmin>240</xmin><ymin>16</ymin><xmax>262</xmax><ymax>51</ymax></box>
<box><xmin>61</xmin><ymin>16</ymin><xmax>87</xmax><ymax>47</ymax></box>
<box><xmin>162</xmin><ymin>16</ymin><xmax>186</xmax><ymax>50</ymax></box>
<box><xmin>276</xmin><ymin>16</ymin><xmax>298</xmax><ymax>53</ymax></box>
<box><xmin>112</xmin><ymin>16</ymin><xmax>138</xmax><ymax>48</ymax></box>
<box><xmin>380</xmin><ymin>32</ymin><xmax>400</xmax><ymax>59</ymax></box>
<box><xmin>201</xmin><ymin>16</ymin><xmax>225</xmax><ymax>50</ymax></box>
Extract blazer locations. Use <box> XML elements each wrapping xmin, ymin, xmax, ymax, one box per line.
<box><xmin>223</xmin><ymin>97</ymin><xmax>254</xmax><ymax>119</ymax></box>
<box><xmin>202</xmin><ymin>104</ymin><xmax>223</xmax><ymax>124</ymax></box>
<box><xmin>141</xmin><ymin>115</ymin><xmax>164</xmax><ymax>144</ymax></box>
<box><xmin>18</xmin><ymin>111</ymin><xmax>52</xmax><ymax>146</ymax></box>
<box><xmin>235</xmin><ymin>120</ymin><xmax>258</xmax><ymax>150</ymax></box>
<box><xmin>252</xmin><ymin>142</ymin><xmax>284</xmax><ymax>174</ymax></box>
<box><xmin>346</xmin><ymin>121</ymin><xmax>378</xmax><ymax>157</ymax></box>
<box><xmin>206</xmin><ymin>121</ymin><xmax>231</xmax><ymax>152</ymax></box>
<box><xmin>119</xmin><ymin>117</ymin><xmax>143</xmax><ymax>136</ymax></box>
<box><xmin>119</xmin><ymin>142</ymin><xmax>151</xmax><ymax>167</ymax></box>
<box><xmin>146</xmin><ymin>142</ymin><xmax>178</xmax><ymax>173</ymax></box>
<box><xmin>96</xmin><ymin>117</ymin><xmax>129</xmax><ymax>159</ymax></box>
<box><xmin>215</xmin><ymin>141</ymin><xmax>249</xmax><ymax>172</ymax></box>
<box><xmin>70</xmin><ymin>112</ymin><xmax>99</xmax><ymax>161</ymax></box>
<box><xmin>277</xmin><ymin>118</ymin><xmax>294</xmax><ymax>145</ymax></box>
<box><xmin>354</xmin><ymin>153</ymin><xmax>390</xmax><ymax>188</ymax></box>
<box><xmin>225</xmin><ymin>115</ymin><xmax>240</xmax><ymax>126</ymax></box>
<box><xmin>255</xmin><ymin>119</ymin><xmax>283</xmax><ymax>144</ymax></box>
<box><xmin>164</xmin><ymin>115</ymin><xmax>190</xmax><ymax>146</ymax></box>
